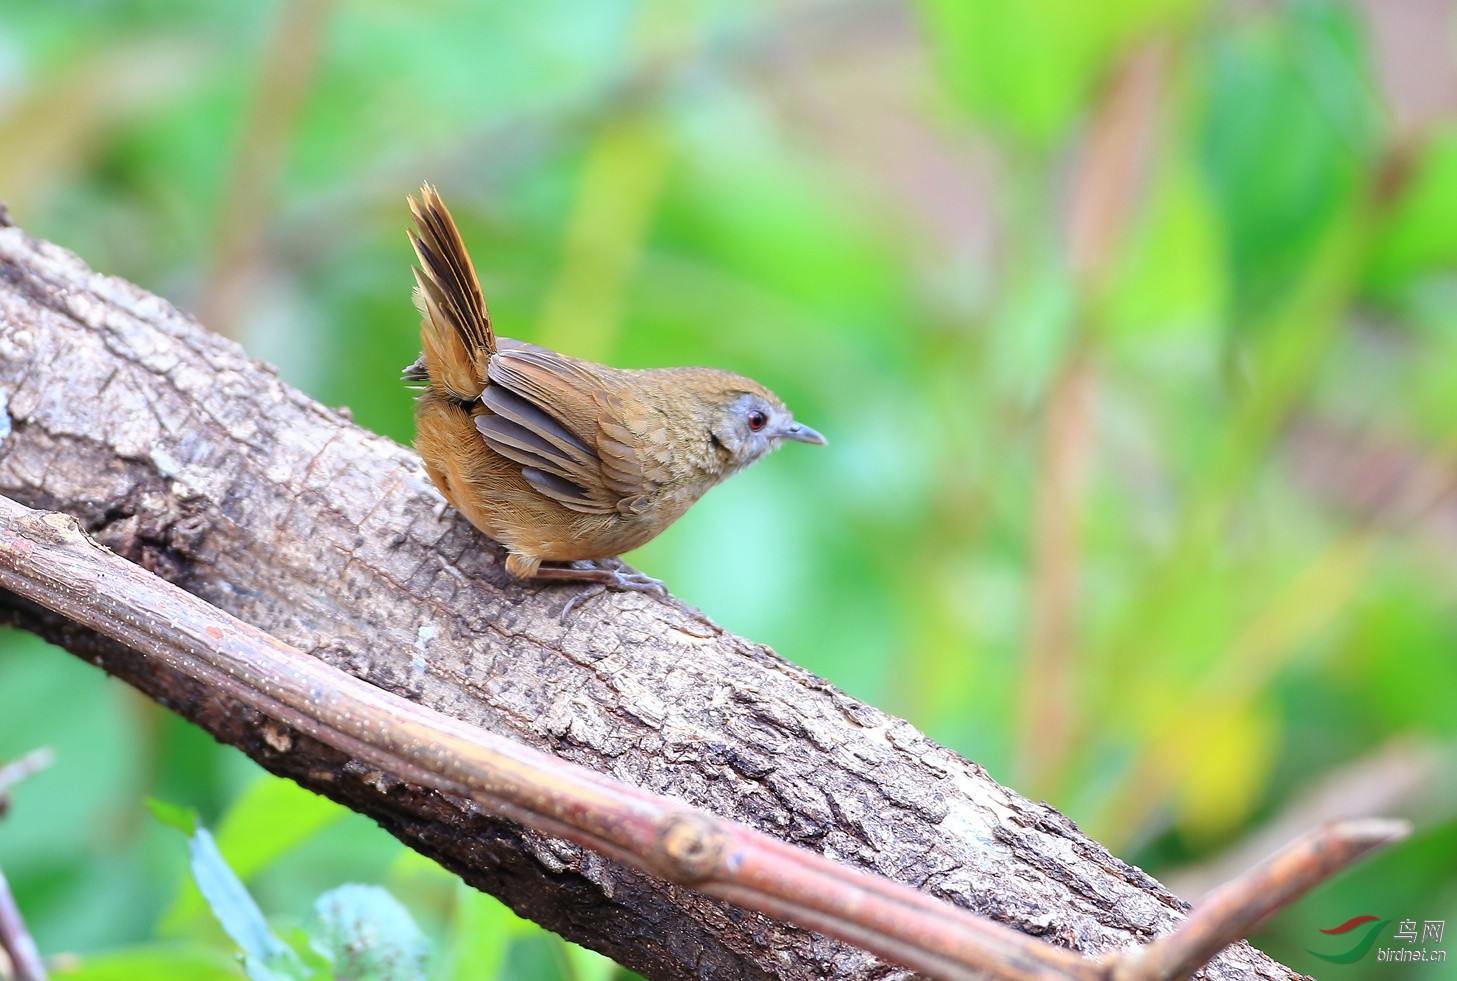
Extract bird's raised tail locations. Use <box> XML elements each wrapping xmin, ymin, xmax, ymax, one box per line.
<box><xmin>407</xmin><ymin>183</ymin><xmax>495</xmax><ymax>401</ymax></box>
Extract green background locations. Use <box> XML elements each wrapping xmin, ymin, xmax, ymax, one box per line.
<box><xmin>2</xmin><ymin>0</ymin><xmax>1455</xmax><ymax>977</ymax></box>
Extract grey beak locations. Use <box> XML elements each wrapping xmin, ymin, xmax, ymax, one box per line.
<box><xmin>782</xmin><ymin>422</ymin><xmax>827</xmax><ymax>445</ymax></box>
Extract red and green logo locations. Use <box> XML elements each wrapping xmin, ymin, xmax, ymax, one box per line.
<box><xmin>1307</xmin><ymin>915</ymin><xmax>1390</xmax><ymax>964</ymax></box>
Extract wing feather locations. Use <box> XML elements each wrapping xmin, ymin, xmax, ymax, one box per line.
<box><xmin>474</xmin><ymin>414</ymin><xmax>567</xmax><ymax>475</ymax></box>
<box><xmin>522</xmin><ymin>467</ymin><xmax>600</xmax><ymax>510</ymax></box>
<box><xmin>479</xmin><ymin>386</ymin><xmax>595</xmax><ymax>467</ymax></box>
<box><xmin>475</xmin><ymin>348</ymin><xmax>664</xmax><ymax>514</ymax></box>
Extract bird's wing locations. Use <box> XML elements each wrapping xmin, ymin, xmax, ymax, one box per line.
<box><xmin>475</xmin><ymin>347</ymin><xmax>669</xmax><ymax>515</ymax></box>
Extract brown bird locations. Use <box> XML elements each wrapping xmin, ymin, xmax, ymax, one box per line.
<box><xmin>404</xmin><ymin>184</ymin><xmax>824</xmax><ymax>600</ymax></box>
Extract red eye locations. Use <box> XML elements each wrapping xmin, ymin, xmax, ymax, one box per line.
<box><xmin>747</xmin><ymin>410</ymin><xmax>768</xmax><ymax>432</ymax></box>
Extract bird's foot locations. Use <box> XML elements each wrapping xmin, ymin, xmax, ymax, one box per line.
<box><xmin>558</xmin><ymin>564</ymin><xmax>667</xmax><ymax>620</ymax></box>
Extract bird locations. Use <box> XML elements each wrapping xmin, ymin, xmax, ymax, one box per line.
<box><xmin>403</xmin><ymin>183</ymin><xmax>825</xmax><ymax>603</ymax></box>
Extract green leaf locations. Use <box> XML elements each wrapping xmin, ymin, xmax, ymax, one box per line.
<box><xmin>282</xmin><ymin>926</ymin><xmax>337</xmax><ymax>981</ymax></box>
<box><xmin>1200</xmin><ymin>0</ymin><xmax>1380</xmax><ymax>322</ymax></box>
<box><xmin>562</xmin><ymin>941</ymin><xmax>618</xmax><ymax>981</ymax></box>
<box><xmin>50</xmin><ymin>944</ymin><xmax>245</xmax><ymax>981</ymax></box>
<box><xmin>190</xmin><ymin>826</ymin><xmax>305</xmax><ymax>981</ymax></box>
<box><xmin>987</xmin><ymin>256</ymin><xmax>1076</xmax><ymax>403</ymax></box>
<box><xmin>1107</xmin><ymin>146</ymin><xmax>1227</xmax><ymax>340</ymax></box>
<box><xmin>1364</xmin><ymin>133</ymin><xmax>1457</xmax><ymax>293</ymax></box>
<box><xmin>155</xmin><ymin>809</ymin><xmax>307</xmax><ymax>981</ymax></box>
<box><xmin>919</xmin><ymin>0</ymin><xmax>1202</xmax><ymax>145</ymax></box>
<box><xmin>308</xmin><ymin>884</ymin><xmax>429</xmax><ymax>981</ymax></box>
<box><xmin>214</xmin><ymin>777</ymin><xmax>348</xmax><ymax>878</ymax></box>
<box><xmin>445</xmin><ymin>883</ymin><xmax>535</xmax><ymax>981</ymax></box>
<box><xmin>148</xmin><ymin>798</ymin><xmax>198</xmax><ymax>836</ymax></box>
<box><xmin>162</xmin><ymin>775</ymin><xmax>347</xmax><ymax>935</ymax></box>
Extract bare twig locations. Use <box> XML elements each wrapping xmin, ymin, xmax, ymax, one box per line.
<box><xmin>1020</xmin><ymin>345</ymin><xmax>1093</xmax><ymax>793</ymax></box>
<box><xmin>1064</xmin><ymin>44</ymin><xmax>1166</xmax><ymax>286</ymax></box>
<box><xmin>0</xmin><ymin>863</ymin><xmax>46</xmax><ymax>981</ymax></box>
<box><xmin>199</xmin><ymin>0</ymin><xmax>334</xmax><ymax>335</ymax></box>
<box><xmin>0</xmin><ymin>751</ymin><xmax>51</xmax><ymax>981</ymax></box>
<box><xmin>1020</xmin><ymin>43</ymin><xmax>1166</xmax><ymax>793</ymax></box>
<box><xmin>0</xmin><ymin>497</ymin><xmax>1095</xmax><ymax>981</ymax></box>
<box><xmin>1110</xmin><ymin>818</ymin><xmax>1410</xmax><ymax>981</ymax></box>
<box><xmin>1089</xmin><ymin>134</ymin><xmax>1425</xmax><ymax>850</ymax></box>
<box><xmin>1167</xmin><ymin>738</ymin><xmax>1449</xmax><ymax>899</ymax></box>
<box><xmin>0</xmin><ymin>496</ymin><xmax>1412</xmax><ymax>980</ymax></box>
<box><xmin>0</xmin><ymin>749</ymin><xmax>53</xmax><ymax>800</ymax></box>
<box><xmin>1286</xmin><ymin>415</ymin><xmax>1457</xmax><ymax>542</ymax></box>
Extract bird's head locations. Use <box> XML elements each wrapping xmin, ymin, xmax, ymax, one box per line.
<box><xmin>691</xmin><ymin>372</ymin><xmax>825</xmax><ymax>477</ymax></box>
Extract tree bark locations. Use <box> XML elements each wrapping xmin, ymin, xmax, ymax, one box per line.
<box><xmin>0</xmin><ymin>218</ymin><xmax>1302</xmax><ymax>981</ymax></box>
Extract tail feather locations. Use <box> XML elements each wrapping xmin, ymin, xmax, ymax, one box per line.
<box><xmin>408</xmin><ymin>183</ymin><xmax>495</xmax><ymax>401</ymax></box>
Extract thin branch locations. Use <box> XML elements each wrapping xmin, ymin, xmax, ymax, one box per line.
<box><xmin>0</xmin><ymin>497</ymin><xmax>1096</xmax><ymax>981</ymax></box>
<box><xmin>0</xmin><ymin>751</ymin><xmax>52</xmax><ymax>981</ymax></box>
<box><xmin>1019</xmin><ymin>43</ymin><xmax>1167</xmax><ymax>794</ymax></box>
<box><xmin>0</xmin><ymin>497</ymin><xmax>1412</xmax><ymax>980</ymax></box>
<box><xmin>0</xmin><ymin>749</ymin><xmax>53</xmax><ymax>802</ymax></box>
<box><xmin>1019</xmin><ymin>346</ymin><xmax>1093</xmax><ymax>793</ymax></box>
<box><xmin>198</xmin><ymin>0</ymin><xmax>334</xmax><ymax>335</ymax></box>
<box><xmin>1064</xmin><ymin>44</ymin><xmax>1167</xmax><ymax>285</ymax></box>
<box><xmin>1166</xmin><ymin>737</ymin><xmax>1448</xmax><ymax>900</ymax></box>
<box><xmin>0</xmin><ymin>863</ymin><xmax>45</xmax><ymax>981</ymax></box>
<box><xmin>1110</xmin><ymin>818</ymin><xmax>1410</xmax><ymax>981</ymax></box>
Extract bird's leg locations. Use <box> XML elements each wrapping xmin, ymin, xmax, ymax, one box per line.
<box><xmin>574</xmin><ymin>558</ymin><xmax>667</xmax><ymax>593</ymax></box>
<box><xmin>506</xmin><ymin>553</ymin><xmax>666</xmax><ymax>618</ymax></box>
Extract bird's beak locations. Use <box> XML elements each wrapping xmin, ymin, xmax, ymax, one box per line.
<box><xmin>781</xmin><ymin>422</ymin><xmax>827</xmax><ymax>445</ymax></box>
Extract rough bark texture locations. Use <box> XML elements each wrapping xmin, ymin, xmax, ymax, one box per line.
<box><xmin>0</xmin><ymin>221</ymin><xmax>1301</xmax><ymax>981</ymax></box>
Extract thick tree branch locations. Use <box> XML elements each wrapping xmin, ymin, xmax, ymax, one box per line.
<box><xmin>0</xmin><ymin>499</ymin><xmax>1100</xmax><ymax>981</ymax></box>
<box><xmin>0</xmin><ymin>220</ymin><xmax>1311</xmax><ymax>979</ymax></box>
<box><xmin>0</xmin><ymin>497</ymin><xmax>1406</xmax><ymax>980</ymax></box>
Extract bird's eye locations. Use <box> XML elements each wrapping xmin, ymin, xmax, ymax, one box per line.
<box><xmin>747</xmin><ymin>410</ymin><xmax>768</xmax><ymax>432</ymax></box>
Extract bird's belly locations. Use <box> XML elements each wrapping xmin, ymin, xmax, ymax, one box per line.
<box><xmin>515</xmin><ymin>509</ymin><xmax>671</xmax><ymax>563</ymax></box>
<box><xmin>487</xmin><ymin>480</ymin><xmax>701</xmax><ymax>563</ymax></box>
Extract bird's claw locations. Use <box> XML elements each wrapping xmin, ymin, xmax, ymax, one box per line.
<box><xmin>559</xmin><ymin>566</ymin><xmax>667</xmax><ymax>620</ymax></box>
<box><xmin>607</xmin><ymin>570</ymin><xmax>668</xmax><ymax>594</ymax></box>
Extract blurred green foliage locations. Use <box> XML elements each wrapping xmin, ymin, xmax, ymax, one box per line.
<box><xmin>2</xmin><ymin>1</ymin><xmax>1455</xmax><ymax>978</ymax></box>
